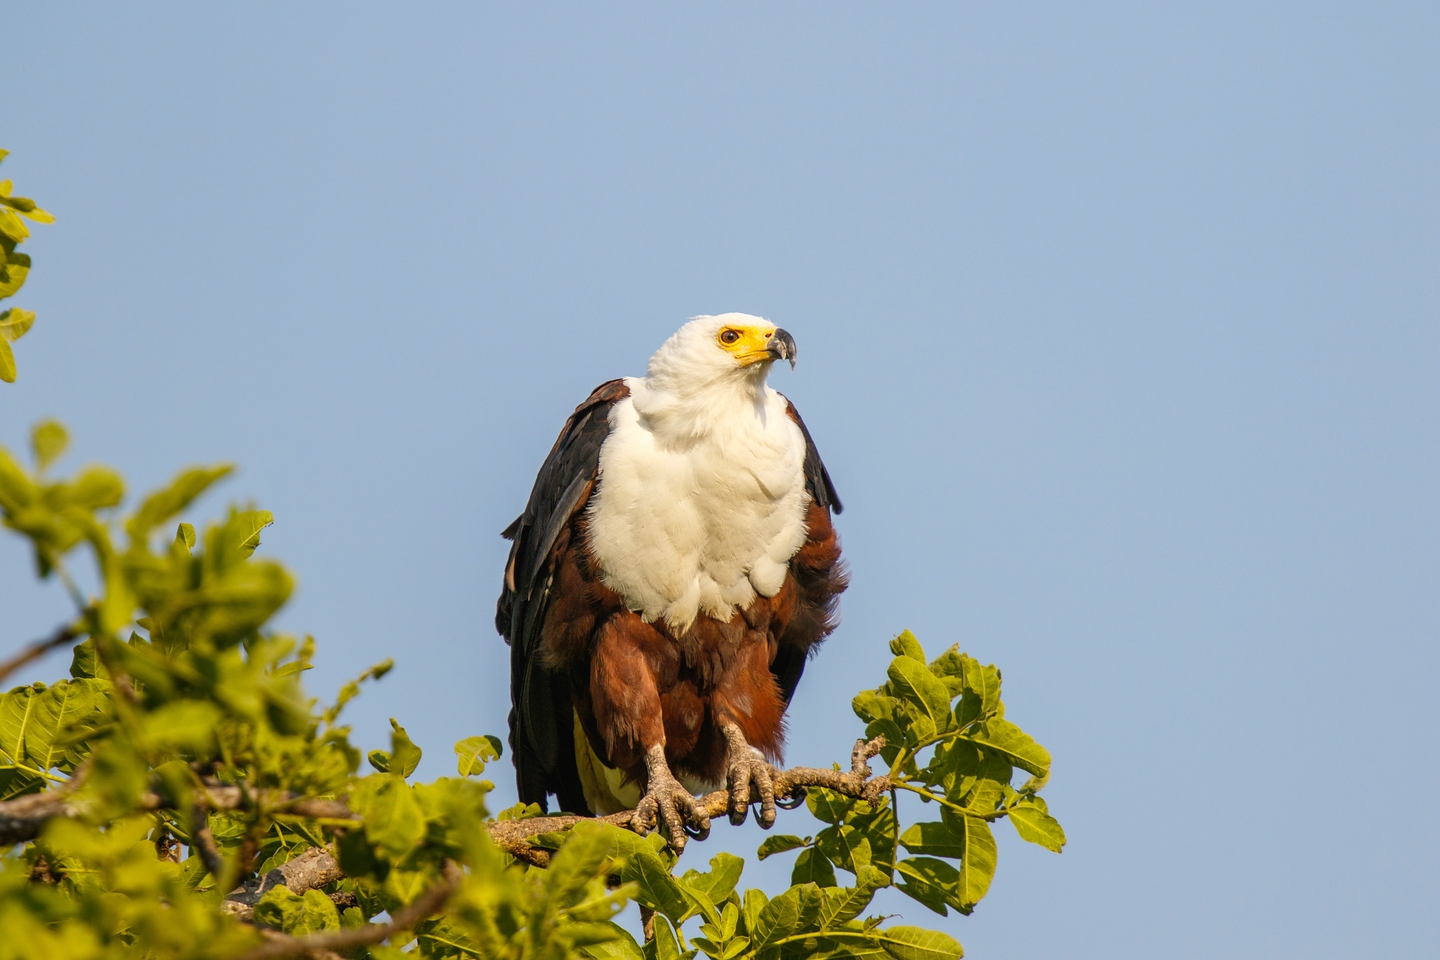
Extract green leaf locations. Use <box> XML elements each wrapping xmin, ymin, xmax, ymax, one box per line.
<box><xmin>125</xmin><ymin>464</ymin><xmax>233</xmax><ymax>540</ymax></box>
<box><xmin>98</xmin><ymin>552</ymin><xmax>137</xmax><ymax>636</ymax></box>
<box><xmin>367</xmin><ymin>749</ymin><xmax>391</xmax><ymax>773</ymax></box>
<box><xmin>455</xmin><ymin>734</ymin><xmax>502</xmax><ymax>777</ymax></box>
<box><xmin>872</xmin><ymin>925</ymin><xmax>964</xmax><ymax>960</ymax></box>
<box><xmin>750</xmin><ymin>883</ymin><xmax>822</xmax><ymax>947</ymax></box>
<box><xmin>896</xmin><ymin>857</ymin><xmax>961</xmax><ymax>916</ymax></box>
<box><xmin>791</xmin><ymin>846</ymin><xmax>837</xmax><ymax>887</ymax></box>
<box><xmin>0</xmin><ymin>337</ymin><xmax>15</xmax><ymax>383</ymax></box>
<box><xmin>212</xmin><ymin>509</ymin><xmax>274</xmax><ymax>568</ymax></box>
<box><xmin>1007</xmin><ymin>797</ymin><xmax>1066</xmax><ymax>852</ymax></box>
<box><xmin>806</xmin><ymin>787</ymin><xmax>855</xmax><ymax>825</ymax></box>
<box><xmin>26</xmin><ymin>679</ymin><xmax>107</xmax><ymax>769</ymax></box>
<box><xmin>889</xmin><ymin>630</ymin><xmax>926</xmax><ymax>661</ymax></box>
<box><xmin>952</xmin><ymin>694</ymin><xmax>983</xmax><ymax>731</ymax></box>
<box><xmin>898</xmin><ymin>820</ymin><xmax>964</xmax><ymax>860</ymax></box>
<box><xmin>967</xmin><ymin>719</ymin><xmax>1051</xmax><ymax>779</ymax></box>
<box><xmin>0</xmin><ymin>307</ymin><xmax>35</xmax><ymax>343</ymax></box>
<box><xmin>852</xmin><ymin>690</ymin><xmax>902</xmax><ymax>725</ymax></box>
<box><xmin>887</xmin><ymin>657</ymin><xmax>952</xmax><ymax>739</ymax></box>
<box><xmin>956</xmin><ymin>815</ymin><xmax>997</xmax><ymax>910</ymax></box>
<box><xmin>582</xmin><ymin>927</ymin><xmax>646</xmax><ymax>959</ymax></box>
<box><xmin>0</xmin><ymin>209</ymin><xmax>26</xmax><ymax>245</ymax></box>
<box><xmin>69</xmin><ymin>639</ymin><xmax>98</xmax><ymax>679</ymax></box>
<box><xmin>815</xmin><ymin>824</ymin><xmax>872</xmax><ymax>874</ymax></box>
<box><xmin>180</xmin><ymin>557</ymin><xmax>293</xmax><ymax>642</ymax></box>
<box><xmin>818</xmin><ymin>866</ymin><xmax>890</xmax><ymax>927</ymax></box>
<box><xmin>960</xmin><ymin>658</ymin><xmax>1001</xmax><ymax>717</ymax></box>
<box><xmin>953</xmin><ymin>751</ymin><xmax>1011</xmax><ymax>814</ymax></box>
<box><xmin>756</xmin><ymin>834</ymin><xmax>809</xmax><ymax>860</ymax></box>
<box><xmin>546</xmin><ymin>820</ymin><xmax>627</xmax><ymax>908</ymax></box>
<box><xmin>846</xmin><ymin>799</ymin><xmax>897</xmax><ymax>880</ymax></box>
<box><xmin>741</xmin><ymin>888</ymin><xmax>768</xmax><ymax>940</ymax></box>
<box><xmin>680</xmin><ymin>851</ymin><xmax>744</xmax><ymax>908</ymax></box>
<box><xmin>174</xmin><ymin>522</ymin><xmax>196</xmax><ymax>552</ymax></box>
<box><xmin>0</xmin><ymin>684</ymin><xmax>41</xmax><ymax>764</ymax></box>
<box><xmin>254</xmin><ymin>886</ymin><xmax>342</xmax><ymax>935</ymax></box>
<box><xmin>389</xmin><ymin>718</ymin><xmax>422</xmax><ymax>778</ymax></box>
<box><xmin>0</xmin><ymin>766</ymin><xmax>45</xmax><ymax>800</ymax></box>
<box><xmin>30</xmin><ymin>420</ymin><xmax>67</xmax><ymax>472</ymax></box>
<box><xmin>140</xmin><ymin>699</ymin><xmax>223</xmax><ymax>753</ymax></box>
<box><xmin>0</xmin><ymin>253</ymin><xmax>29</xmax><ymax>299</ymax></box>
<box><xmin>415</xmin><ymin>919</ymin><xmax>488</xmax><ymax>958</ymax></box>
<box><xmin>621</xmin><ymin>848</ymin><xmax>690</xmax><ymax>924</ymax></box>
<box><xmin>0</xmin><ymin>445</ymin><xmax>36</xmax><ymax>511</ymax></box>
<box><xmin>68</xmin><ymin>466</ymin><xmax>125</xmax><ymax>510</ymax></box>
<box><xmin>358</xmin><ymin>774</ymin><xmax>427</xmax><ymax>862</ymax></box>
<box><xmin>335</xmin><ymin>827</ymin><xmax>381</xmax><ymax>879</ymax></box>
<box><xmin>926</xmin><ymin>645</ymin><xmax>966</xmax><ymax>697</ymax></box>
<box><xmin>650</xmin><ymin>916</ymin><xmax>683</xmax><ymax>960</ymax></box>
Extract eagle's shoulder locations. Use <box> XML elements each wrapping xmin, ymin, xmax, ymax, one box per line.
<box><xmin>780</xmin><ymin>394</ymin><xmax>842</xmax><ymax>515</ymax></box>
<box><xmin>498</xmin><ymin>378</ymin><xmax>630</xmax><ymax>617</ymax></box>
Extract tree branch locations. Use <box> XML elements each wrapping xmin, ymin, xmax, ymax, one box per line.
<box><xmin>0</xmin><ymin>782</ymin><xmax>356</xmax><ymax>847</ymax></box>
<box><xmin>0</xmin><ymin>791</ymin><xmax>80</xmax><ymax>847</ymax></box>
<box><xmin>0</xmin><ymin>622</ymin><xmax>81</xmax><ymax>684</ymax></box>
<box><xmin>0</xmin><ymin>738</ymin><xmax>890</xmax><ymax>872</ymax></box>
<box><xmin>222</xmin><ymin>847</ymin><xmax>345</xmax><ymax>921</ymax></box>
<box><xmin>230</xmin><ymin>862</ymin><xmax>461</xmax><ymax>960</ymax></box>
<box><xmin>190</xmin><ymin>804</ymin><xmax>230</xmax><ymax>886</ymax></box>
<box><xmin>488</xmin><ymin>737</ymin><xmax>890</xmax><ymax>867</ymax></box>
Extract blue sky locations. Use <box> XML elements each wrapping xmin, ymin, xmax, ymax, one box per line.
<box><xmin>4</xmin><ymin>4</ymin><xmax>1436</xmax><ymax>957</ymax></box>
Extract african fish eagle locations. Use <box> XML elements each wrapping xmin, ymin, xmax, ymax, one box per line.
<box><xmin>496</xmin><ymin>314</ymin><xmax>846</xmax><ymax>848</ymax></box>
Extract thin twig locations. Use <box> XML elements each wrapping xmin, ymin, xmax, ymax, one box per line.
<box><xmin>0</xmin><ymin>622</ymin><xmax>81</xmax><ymax>684</ymax></box>
<box><xmin>191</xmin><ymin>805</ymin><xmax>229</xmax><ymax>886</ymax></box>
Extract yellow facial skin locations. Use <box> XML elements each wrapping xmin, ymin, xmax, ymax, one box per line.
<box><xmin>717</xmin><ymin>324</ymin><xmax>779</xmax><ymax>366</ymax></box>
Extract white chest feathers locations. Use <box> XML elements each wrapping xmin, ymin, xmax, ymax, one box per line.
<box><xmin>585</xmin><ymin>379</ymin><xmax>811</xmax><ymax>633</ymax></box>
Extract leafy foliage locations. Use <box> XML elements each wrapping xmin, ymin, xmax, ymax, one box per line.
<box><xmin>0</xmin><ymin>154</ymin><xmax>1063</xmax><ymax>957</ymax></box>
<box><xmin>2</xmin><ymin>420</ymin><xmax>1062</xmax><ymax>958</ymax></box>
<box><xmin>0</xmin><ymin>150</ymin><xmax>53</xmax><ymax>383</ymax></box>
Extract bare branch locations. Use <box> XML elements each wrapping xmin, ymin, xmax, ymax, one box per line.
<box><xmin>223</xmin><ymin>847</ymin><xmax>345</xmax><ymax>921</ymax></box>
<box><xmin>487</xmin><ymin>737</ymin><xmax>890</xmax><ymax>866</ymax></box>
<box><xmin>0</xmin><ymin>622</ymin><xmax>81</xmax><ymax>684</ymax></box>
<box><xmin>0</xmin><ymin>792</ymin><xmax>79</xmax><ymax>846</ymax></box>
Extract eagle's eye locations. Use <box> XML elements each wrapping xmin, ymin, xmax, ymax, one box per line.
<box><xmin>719</xmin><ymin>329</ymin><xmax>741</xmax><ymax>345</ymax></box>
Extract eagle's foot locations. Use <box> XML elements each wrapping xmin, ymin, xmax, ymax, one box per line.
<box><xmin>633</xmin><ymin>746</ymin><xmax>710</xmax><ymax>852</ymax></box>
<box><xmin>723</xmin><ymin>724</ymin><xmax>779</xmax><ymax>828</ymax></box>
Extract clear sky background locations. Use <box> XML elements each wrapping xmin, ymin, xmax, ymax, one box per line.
<box><xmin>4</xmin><ymin>4</ymin><xmax>1436</xmax><ymax>957</ymax></box>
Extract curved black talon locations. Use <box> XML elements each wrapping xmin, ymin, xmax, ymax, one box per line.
<box><xmin>775</xmin><ymin>787</ymin><xmax>807</xmax><ymax>810</ymax></box>
<box><xmin>684</xmin><ymin>820</ymin><xmax>709</xmax><ymax>841</ymax></box>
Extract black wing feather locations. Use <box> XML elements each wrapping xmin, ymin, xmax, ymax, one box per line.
<box><xmin>497</xmin><ymin>379</ymin><xmax>629</xmax><ymax>814</ymax></box>
<box><xmin>772</xmin><ymin>397</ymin><xmax>842</xmax><ymax>705</ymax></box>
<box><xmin>784</xmin><ymin>398</ymin><xmax>842</xmax><ymax>515</ymax></box>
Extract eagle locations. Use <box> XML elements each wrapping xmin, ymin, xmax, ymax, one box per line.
<box><xmin>496</xmin><ymin>314</ymin><xmax>846</xmax><ymax>848</ymax></box>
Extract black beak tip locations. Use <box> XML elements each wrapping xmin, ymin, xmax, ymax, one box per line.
<box><xmin>768</xmin><ymin>328</ymin><xmax>797</xmax><ymax>369</ymax></box>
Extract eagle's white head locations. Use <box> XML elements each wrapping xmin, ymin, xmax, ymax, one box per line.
<box><xmin>643</xmin><ymin>314</ymin><xmax>797</xmax><ymax>394</ymax></box>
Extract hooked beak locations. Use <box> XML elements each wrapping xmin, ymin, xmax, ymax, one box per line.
<box><xmin>766</xmin><ymin>328</ymin><xmax>797</xmax><ymax>369</ymax></box>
